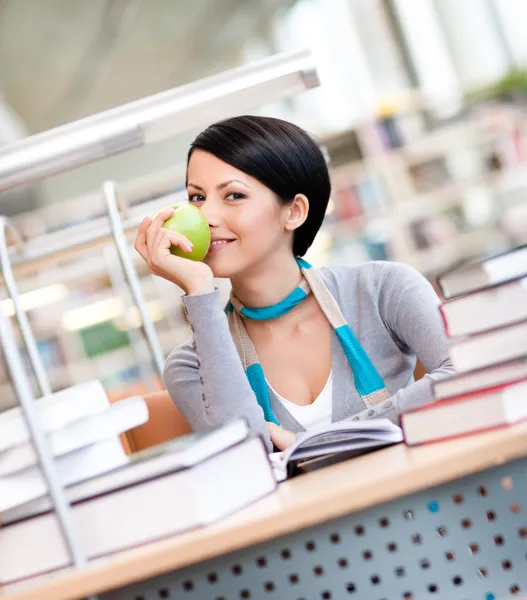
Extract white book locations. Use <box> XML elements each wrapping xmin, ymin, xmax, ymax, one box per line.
<box><xmin>4</xmin><ymin>419</ymin><xmax>253</xmax><ymax>523</ymax></box>
<box><xmin>0</xmin><ymin>395</ymin><xmax>147</xmax><ymax>476</ymax></box>
<box><xmin>0</xmin><ymin>437</ymin><xmax>129</xmax><ymax>513</ymax></box>
<box><xmin>0</xmin><ymin>424</ymin><xmax>275</xmax><ymax>584</ymax></box>
<box><xmin>438</xmin><ymin>244</ymin><xmax>527</xmax><ymax>299</ymax></box>
<box><xmin>449</xmin><ymin>320</ymin><xmax>527</xmax><ymax>373</ymax></box>
<box><xmin>433</xmin><ymin>357</ymin><xmax>527</xmax><ymax>400</ymax></box>
<box><xmin>0</xmin><ymin>380</ymin><xmax>110</xmax><ymax>452</ymax></box>
<box><xmin>439</xmin><ymin>276</ymin><xmax>527</xmax><ymax>337</ymax></box>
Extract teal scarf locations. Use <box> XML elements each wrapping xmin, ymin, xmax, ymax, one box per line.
<box><xmin>226</xmin><ymin>258</ymin><xmax>389</xmax><ymax>425</ymax></box>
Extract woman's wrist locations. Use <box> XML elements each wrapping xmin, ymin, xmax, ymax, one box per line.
<box><xmin>185</xmin><ymin>282</ymin><xmax>216</xmax><ymax>297</ymax></box>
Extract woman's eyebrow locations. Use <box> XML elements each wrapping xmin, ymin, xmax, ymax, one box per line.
<box><xmin>217</xmin><ymin>179</ymin><xmax>249</xmax><ymax>190</ymax></box>
<box><xmin>187</xmin><ymin>179</ymin><xmax>250</xmax><ymax>191</ymax></box>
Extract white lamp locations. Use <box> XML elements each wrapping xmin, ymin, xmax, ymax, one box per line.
<box><xmin>0</xmin><ymin>50</ymin><xmax>319</xmax><ymax>192</ymax></box>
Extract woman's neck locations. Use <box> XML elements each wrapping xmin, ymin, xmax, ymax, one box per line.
<box><xmin>230</xmin><ymin>252</ymin><xmax>303</xmax><ymax>308</ymax></box>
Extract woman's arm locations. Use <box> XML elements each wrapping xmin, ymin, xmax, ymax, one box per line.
<box><xmin>289</xmin><ymin>262</ymin><xmax>454</xmax><ymax>435</ymax></box>
<box><xmin>133</xmin><ymin>210</ymin><xmax>272</xmax><ymax>450</ymax></box>
<box><xmin>163</xmin><ymin>289</ymin><xmax>273</xmax><ymax>451</ymax></box>
<box><xmin>376</xmin><ymin>262</ymin><xmax>454</xmax><ymax>416</ymax></box>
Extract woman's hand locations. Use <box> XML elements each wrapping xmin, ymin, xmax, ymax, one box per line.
<box><xmin>134</xmin><ymin>208</ymin><xmax>215</xmax><ymax>296</ymax></box>
<box><xmin>267</xmin><ymin>422</ymin><xmax>296</xmax><ymax>451</ymax></box>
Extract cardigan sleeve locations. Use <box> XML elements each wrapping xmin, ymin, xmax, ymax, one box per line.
<box><xmin>357</xmin><ymin>262</ymin><xmax>454</xmax><ymax>424</ymax></box>
<box><xmin>163</xmin><ymin>289</ymin><xmax>272</xmax><ymax>451</ymax></box>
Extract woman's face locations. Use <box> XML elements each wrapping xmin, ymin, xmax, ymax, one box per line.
<box><xmin>186</xmin><ymin>149</ymin><xmax>292</xmax><ymax>279</ymax></box>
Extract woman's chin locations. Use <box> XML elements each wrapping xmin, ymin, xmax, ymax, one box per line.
<box><xmin>209</xmin><ymin>267</ymin><xmax>233</xmax><ymax>279</ymax></box>
<box><xmin>204</xmin><ymin>255</ymin><xmax>238</xmax><ymax>279</ymax></box>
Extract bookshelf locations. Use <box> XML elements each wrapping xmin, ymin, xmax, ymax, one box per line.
<box><xmin>315</xmin><ymin>100</ymin><xmax>527</xmax><ymax>277</ymax></box>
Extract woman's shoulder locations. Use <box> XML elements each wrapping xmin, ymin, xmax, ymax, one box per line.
<box><xmin>318</xmin><ymin>260</ymin><xmax>423</xmax><ymax>296</ymax></box>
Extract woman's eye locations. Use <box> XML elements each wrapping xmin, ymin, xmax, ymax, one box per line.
<box><xmin>188</xmin><ymin>194</ymin><xmax>205</xmax><ymax>203</ymax></box>
<box><xmin>226</xmin><ymin>192</ymin><xmax>245</xmax><ymax>201</ymax></box>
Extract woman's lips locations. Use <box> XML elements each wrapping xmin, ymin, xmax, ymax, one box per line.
<box><xmin>207</xmin><ymin>239</ymin><xmax>235</xmax><ymax>253</ymax></box>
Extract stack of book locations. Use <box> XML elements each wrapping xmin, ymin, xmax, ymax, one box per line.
<box><xmin>0</xmin><ymin>380</ymin><xmax>275</xmax><ymax>583</ymax></box>
<box><xmin>402</xmin><ymin>245</ymin><xmax>527</xmax><ymax>445</ymax></box>
<box><xmin>0</xmin><ymin>379</ymin><xmax>148</xmax><ymax>513</ymax></box>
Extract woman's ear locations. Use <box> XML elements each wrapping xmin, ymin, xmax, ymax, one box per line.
<box><xmin>284</xmin><ymin>194</ymin><xmax>309</xmax><ymax>232</ymax></box>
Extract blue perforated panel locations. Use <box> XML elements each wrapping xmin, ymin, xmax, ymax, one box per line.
<box><xmin>102</xmin><ymin>457</ymin><xmax>527</xmax><ymax>600</ymax></box>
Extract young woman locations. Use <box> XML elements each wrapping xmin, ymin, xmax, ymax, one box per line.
<box><xmin>134</xmin><ymin>115</ymin><xmax>453</xmax><ymax>452</ymax></box>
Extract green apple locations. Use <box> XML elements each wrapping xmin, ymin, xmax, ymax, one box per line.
<box><xmin>162</xmin><ymin>203</ymin><xmax>211</xmax><ymax>261</ymax></box>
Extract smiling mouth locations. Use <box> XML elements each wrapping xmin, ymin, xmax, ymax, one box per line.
<box><xmin>208</xmin><ymin>239</ymin><xmax>235</xmax><ymax>253</ymax></box>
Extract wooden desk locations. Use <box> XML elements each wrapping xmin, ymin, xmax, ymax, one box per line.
<box><xmin>3</xmin><ymin>422</ymin><xmax>527</xmax><ymax>600</ymax></box>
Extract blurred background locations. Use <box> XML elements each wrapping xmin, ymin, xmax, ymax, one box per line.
<box><xmin>2</xmin><ymin>0</ymin><xmax>527</xmax><ymax>407</ymax></box>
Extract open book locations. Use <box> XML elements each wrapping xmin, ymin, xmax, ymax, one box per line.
<box><xmin>269</xmin><ymin>418</ymin><xmax>403</xmax><ymax>481</ymax></box>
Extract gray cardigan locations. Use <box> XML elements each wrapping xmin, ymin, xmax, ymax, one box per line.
<box><xmin>164</xmin><ymin>261</ymin><xmax>454</xmax><ymax>451</ymax></box>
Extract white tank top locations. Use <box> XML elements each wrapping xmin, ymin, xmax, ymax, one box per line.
<box><xmin>267</xmin><ymin>371</ymin><xmax>333</xmax><ymax>430</ymax></box>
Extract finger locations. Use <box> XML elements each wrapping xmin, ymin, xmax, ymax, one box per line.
<box><xmin>151</xmin><ymin>207</ymin><xmax>176</xmax><ymax>223</ymax></box>
<box><xmin>134</xmin><ymin>217</ymin><xmax>151</xmax><ymax>261</ymax></box>
<box><xmin>138</xmin><ymin>215</ymin><xmax>152</xmax><ymax>232</ymax></box>
<box><xmin>151</xmin><ymin>228</ymin><xmax>192</xmax><ymax>262</ymax></box>
<box><xmin>150</xmin><ymin>207</ymin><xmax>175</xmax><ymax>231</ymax></box>
<box><xmin>145</xmin><ymin>207</ymin><xmax>174</xmax><ymax>250</ymax></box>
<box><xmin>162</xmin><ymin>228</ymin><xmax>193</xmax><ymax>253</ymax></box>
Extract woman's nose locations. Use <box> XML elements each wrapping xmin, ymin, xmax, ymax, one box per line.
<box><xmin>199</xmin><ymin>197</ymin><xmax>221</xmax><ymax>227</ymax></box>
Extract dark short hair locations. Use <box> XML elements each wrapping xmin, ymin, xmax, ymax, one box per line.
<box><xmin>187</xmin><ymin>115</ymin><xmax>331</xmax><ymax>256</ymax></box>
